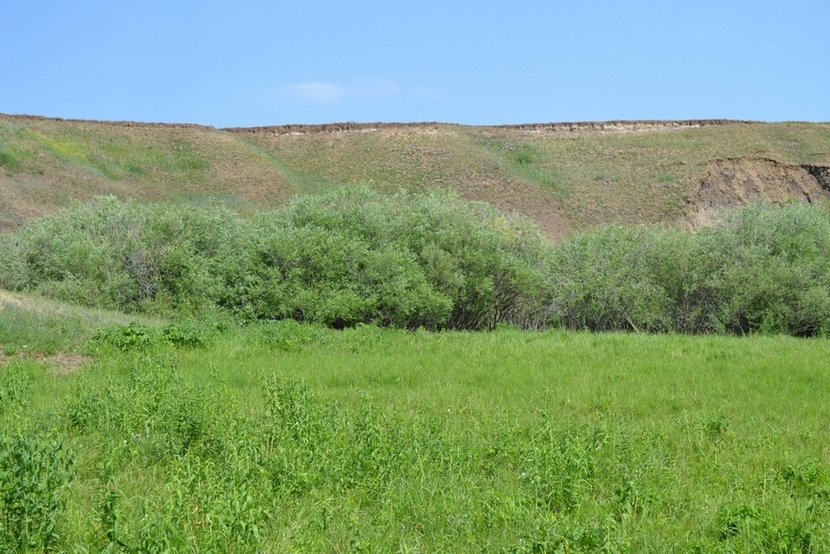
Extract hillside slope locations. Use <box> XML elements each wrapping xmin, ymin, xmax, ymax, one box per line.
<box><xmin>2</xmin><ymin>114</ymin><xmax>829</xmax><ymax>239</ymax></box>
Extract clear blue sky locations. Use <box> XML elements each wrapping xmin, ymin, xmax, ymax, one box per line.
<box><xmin>3</xmin><ymin>0</ymin><xmax>828</xmax><ymax>127</ymax></box>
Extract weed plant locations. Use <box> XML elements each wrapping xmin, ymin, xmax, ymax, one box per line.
<box><xmin>0</xmin><ymin>431</ymin><xmax>74</xmax><ymax>551</ymax></box>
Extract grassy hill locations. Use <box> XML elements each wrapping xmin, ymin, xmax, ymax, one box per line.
<box><xmin>2</xmin><ymin>113</ymin><xmax>829</xmax><ymax>238</ymax></box>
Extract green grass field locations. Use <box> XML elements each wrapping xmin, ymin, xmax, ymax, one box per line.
<box><xmin>2</xmin><ymin>301</ymin><xmax>828</xmax><ymax>552</ymax></box>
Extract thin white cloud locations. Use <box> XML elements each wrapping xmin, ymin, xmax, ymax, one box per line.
<box><xmin>285</xmin><ymin>81</ymin><xmax>349</xmax><ymax>103</ymax></box>
<box><xmin>281</xmin><ymin>77</ymin><xmax>401</xmax><ymax>103</ymax></box>
<box><xmin>407</xmin><ymin>86</ymin><xmax>446</xmax><ymax>100</ymax></box>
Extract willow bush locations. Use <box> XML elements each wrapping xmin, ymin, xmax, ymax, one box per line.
<box><xmin>244</xmin><ymin>187</ymin><xmax>553</xmax><ymax>329</ymax></box>
<box><xmin>0</xmin><ymin>197</ymin><xmax>247</xmax><ymax>314</ymax></box>
<box><xmin>696</xmin><ymin>201</ymin><xmax>830</xmax><ymax>336</ymax></box>
<box><xmin>0</xmin><ymin>187</ymin><xmax>553</xmax><ymax>330</ymax></box>
<box><xmin>1</xmin><ymin>190</ymin><xmax>828</xmax><ymax>336</ymax></box>
<box><xmin>544</xmin><ymin>201</ymin><xmax>830</xmax><ymax>336</ymax></box>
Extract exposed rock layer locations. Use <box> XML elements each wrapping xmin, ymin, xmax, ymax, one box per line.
<box><xmin>691</xmin><ymin>158</ymin><xmax>830</xmax><ymax>226</ymax></box>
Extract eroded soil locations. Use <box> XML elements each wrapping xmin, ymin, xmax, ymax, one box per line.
<box><xmin>690</xmin><ymin>158</ymin><xmax>830</xmax><ymax>227</ymax></box>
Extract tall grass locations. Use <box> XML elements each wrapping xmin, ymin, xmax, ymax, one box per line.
<box><xmin>2</xmin><ymin>325</ymin><xmax>829</xmax><ymax>552</ymax></box>
<box><xmin>0</xmin><ymin>289</ymin><xmax>165</xmax><ymax>354</ymax></box>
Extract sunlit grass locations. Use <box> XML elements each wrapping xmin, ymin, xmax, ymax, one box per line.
<box><xmin>3</xmin><ymin>318</ymin><xmax>828</xmax><ymax>552</ymax></box>
<box><xmin>0</xmin><ymin>289</ymin><xmax>165</xmax><ymax>353</ymax></box>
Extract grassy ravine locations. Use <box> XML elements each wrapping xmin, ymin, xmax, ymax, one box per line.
<box><xmin>2</xmin><ymin>309</ymin><xmax>829</xmax><ymax>552</ymax></box>
<box><xmin>3</xmin><ymin>114</ymin><xmax>830</xmax><ymax>237</ymax></box>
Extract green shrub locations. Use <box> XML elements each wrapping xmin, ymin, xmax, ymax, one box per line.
<box><xmin>3</xmin><ymin>191</ymin><xmax>830</xmax><ymax>336</ymax></box>
<box><xmin>162</xmin><ymin>322</ymin><xmax>213</xmax><ymax>348</ymax></box>
<box><xmin>249</xmin><ymin>223</ymin><xmax>449</xmax><ymax>328</ymax></box>
<box><xmin>247</xmin><ymin>186</ymin><xmax>554</xmax><ymax>329</ymax></box>
<box><xmin>0</xmin><ymin>196</ymin><xmax>248</xmax><ymax>314</ymax></box>
<box><xmin>548</xmin><ymin>202</ymin><xmax>830</xmax><ymax>336</ymax></box>
<box><xmin>697</xmin><ymin>202</ymin><xmax>830</xmax><ymax>336</ymax></box>
<box><xmin>548</xmin><ymin>225</ymin><xmax>679</xmax><ymax>332</ymax></box>
<box><xmin>0</xmin><ymin>188</ymin><xmax>553</xmax><ymax>330</ymax></box>
<box><xmin>92</xmin><ymin>322</ymin><xmax>160</xmax><ymax>351</ymax></box>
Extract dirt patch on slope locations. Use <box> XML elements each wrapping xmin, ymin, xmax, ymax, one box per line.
<box><xmin>0</xmin><ymin>347</ymin><xmax>91</xmax><ymax>375</ymax></box>
<box><xmin>690</xmin><ymin>158</ymin><xmax>830</xmax><ymax>227</ymax></box>
<box><xmin>39</xmin><ymin>351</ymin><xmax>92</xmax><ymax>375</ymax></box>
<box><xmin>456</xmin><ymin>176</ymin><xmax>571</xmax><ymax>241</ymax></box>
<box><xmin>0</xmin><ymin>290</ymin><xmax>25</xmax><ymax>310</ymax></box>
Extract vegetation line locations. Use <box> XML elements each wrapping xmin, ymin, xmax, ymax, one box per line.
<box><xmin>2</xmin><ymin>188</ymin><xmax>829</xmax><ymax>336</ymax></box>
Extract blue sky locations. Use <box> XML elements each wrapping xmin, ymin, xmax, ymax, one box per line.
<box><xmin>3</xmin><ymin>1</ymin><xmax>828</xmax><ymax>127</ymax></box>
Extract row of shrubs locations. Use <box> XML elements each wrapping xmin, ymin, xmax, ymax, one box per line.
<box><xmin>1</xmin><ymin>187</ymin><xmax>829</xmax><ymax>335</ymax></box>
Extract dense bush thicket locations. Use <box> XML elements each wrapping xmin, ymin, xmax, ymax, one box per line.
<box><xmin>549</xmin><ymin>202</ymin><xmax>830</xmax><ymax>336</ymax></box>
<box><xmin>0</xmin><ymin>188</ymin><xmax>553</xmax><ymax>330</ymax></box>
<box><xmin>0</xmin><ymin>196</ymin><xmax>247</xmax><ymax>314</ymax></box>
<box><xmin>1</xmin><ymin>189</ymin><xmax>829</xmax><ymax>335</ymax></box>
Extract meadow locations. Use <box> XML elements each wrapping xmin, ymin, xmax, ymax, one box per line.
<box><xmin>2</xmin><ymin>311</ymin><xmax>829</xmax><ymax>553</ymax></box>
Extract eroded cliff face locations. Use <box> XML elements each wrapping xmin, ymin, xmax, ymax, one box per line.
<box><xmin>690</xmin><ymin>158</ymin><xmax>830</xmax><ymax>227</ymax></box>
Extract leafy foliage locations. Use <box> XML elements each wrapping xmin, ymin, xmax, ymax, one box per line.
<box><xmin>0</xmin><ymin>187</ymin><xmax>553</xmax><ymax>330</ymax></box>
<box><xmin>0</xmin><ymin>361</ymin><xmax>30</xmax><ymax>416</ymax></box>
<box><xmin>696</xmin><ymin>202</ymin><xmax>830</xmax><ymax>335</ymax></box>
<box><xmin>2</xmin><ymin>191</ymin><xmax>830</xmax><ymax>335</ymax></box>
<box><xmin>0</xmin><ymin>431</ymin><xmax>74</xmax><ymax>552</ymax></box>
<box><xmin>244</xmin><ymin>186</ymin><xmax>553</xmax><ymax>329</ymax></box>
<box><xmin>546</xmin><ymin>201</ymin><xmax>830</xmax><ymax>335</ymax></box>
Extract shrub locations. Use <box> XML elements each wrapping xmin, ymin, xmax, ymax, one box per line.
<box><xmin>247</xmin><ymin>186</ymin><xmax>554</xmax><ymax>329</ymax></box>
<box><xmin>162</xmin><ymin>322</ymin><xmax>213</xmax><ymax>348</ymax></box>
<box><xmin>0</xmin><ymin>197</ymin><xmax>247</xmax><ymax>314</ymax></box>
<box><xmin>696</xmin><ymin>202</ymin><xmax>830</xmax><ymax>336</ymax></box>
<box><xmin>3</xmin><ymin>191</ymin><xmax>830</xmax><ymax>336</ymax></box>
<box><xmin>0</xmin><ymin>188</ymin><xmax>553</xmax><ymax>330</ymax></box>
<box><xmin>92</xmin><ymin>322</ymin><xmax>160</xmax><ymax>351</ymax></box>
<box><xmin>547</xmin><ymin>202</ymin><xmax>830</xmax><ymax>336</ymax></box>
<box><xmin>547</xmin><ymin>225</ymin><xmax>679</xmax><ymax>332</ymax></box>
